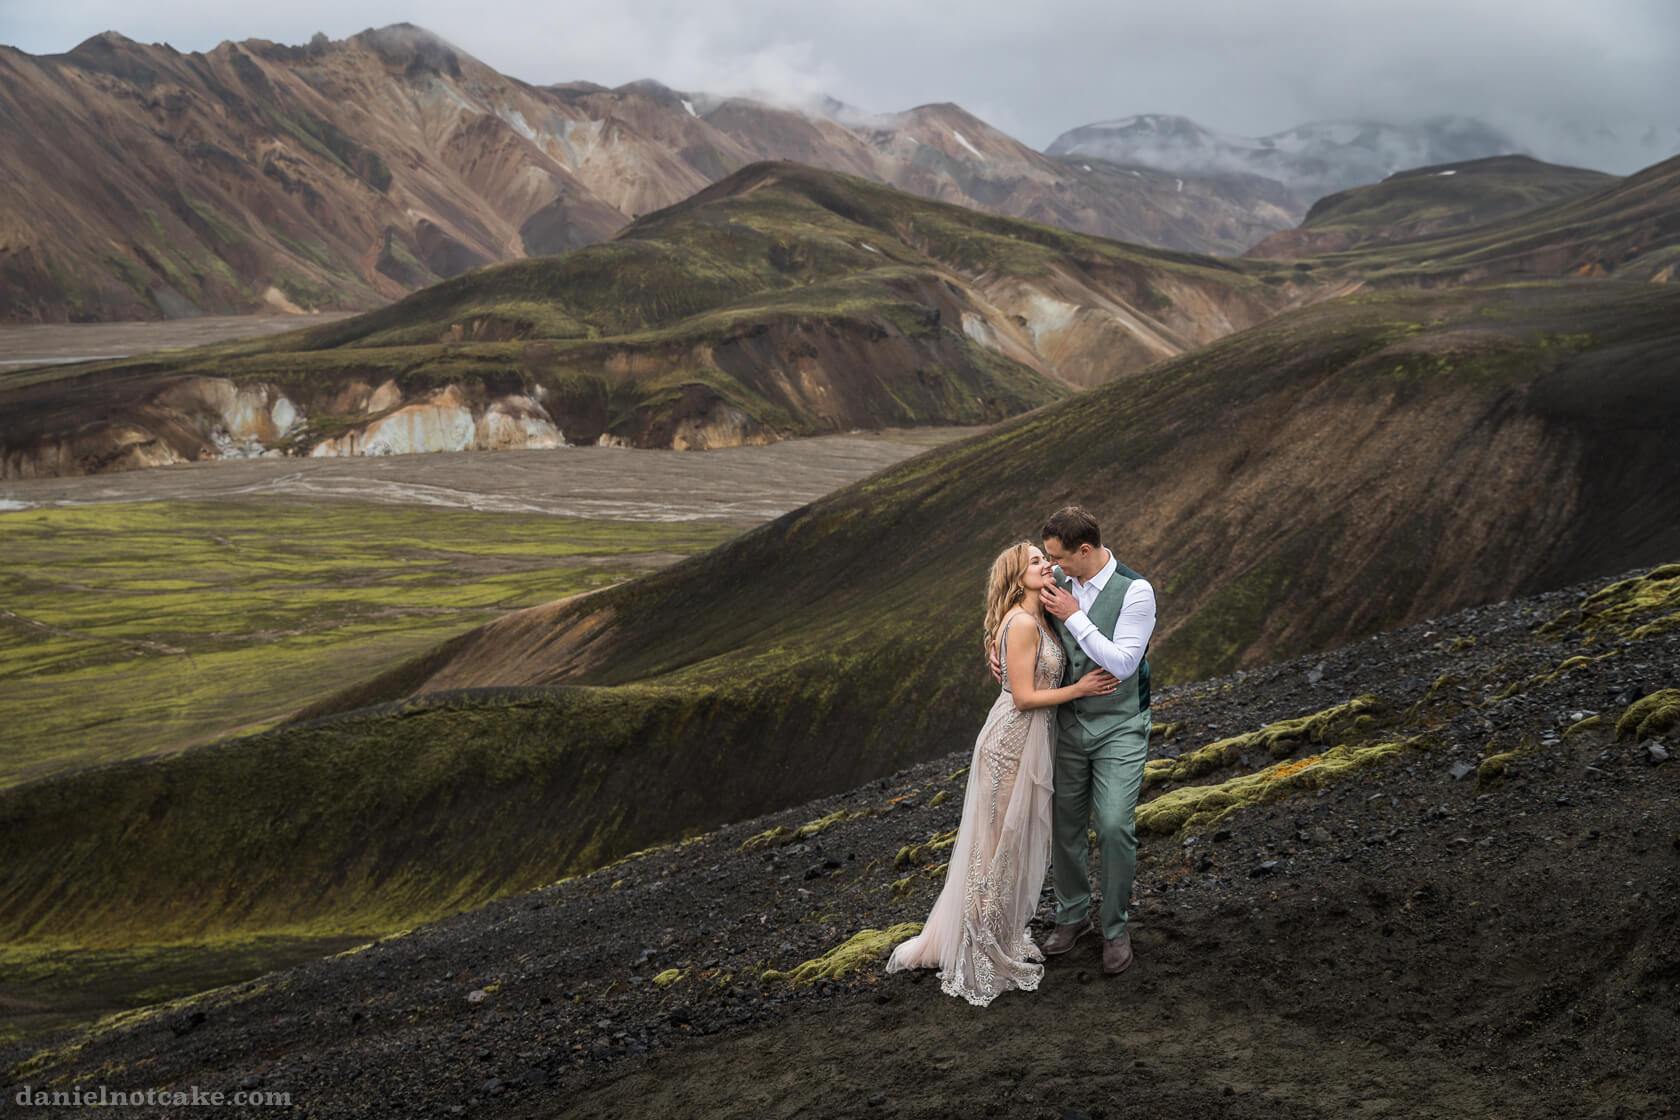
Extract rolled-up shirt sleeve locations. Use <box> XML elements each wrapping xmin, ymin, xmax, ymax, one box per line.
<box><xmin>1064</xmin><ymin>578</ymin><xmax>1156</xmax><ymax>681</ymax></box>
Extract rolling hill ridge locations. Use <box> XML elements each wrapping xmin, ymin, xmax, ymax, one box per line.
<box><xmin>1246</xmin><ymin>155</ymin><xmax>1617</xmax><ymax>258</ymax></box>
<box><xmin>0</xmin><ymin>163</ymin><xmax>1311</xmax><ymax>475</ymax></box>
<box><xmin>1284</xmin><ymin>153</ymin><xmax>1680</xmax><ymax>284</ymax></box>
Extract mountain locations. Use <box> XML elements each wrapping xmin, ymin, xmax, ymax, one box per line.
<box><xmin>1309</xmin><ymin>153</ymin><xmax>1680</xmax><ymax>284</ymax></box>
<box><xmin>12</xmin><ymin>147</ymin><xmax>1677</xmax><ymax>478</ymax></box>
<box><xmin>0</xmin><ymin>27</ymin><xmax>622</xmax><ymax>321</ymax></box>
<box><xmin>0</xmin><ymin>162</ymin><xmax>1309</xmax><ymax>476</ymax></box>
<box><xmin>1246</xmin><ymin>155</ymin><xmax>1619</xmax><ymax>258</ymax></box>
<box><xmin>1048</xmin><ymin>114</ymin><xmax>1529</xmax><ymax>203</ymax></box>
<box><xmin>5</xmin><ymin>564</ymin><xmax>1676</xmax><ymax>1111</ymax></box>
<box><xmin>5</xmin><ymin>276</ymin><xmax>1673</xmax><ymax>951</ymax></box>
<box><xmin>0</xmin><ymin>27</ymin><xmax>1304</xmax><ymax>324</ymax></box>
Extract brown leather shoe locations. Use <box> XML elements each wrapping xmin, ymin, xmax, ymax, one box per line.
<box><xmin>1102</xmin><ymin>932</ymin><xmax>1134</xmax><ymax>975</ymax></box>
<box><xmin>1042</xmin><ymin>920</ymin><xmax>1090</xmax><ymax>955</ymax></box>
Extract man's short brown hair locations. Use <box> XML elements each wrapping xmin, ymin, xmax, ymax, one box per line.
<box><xmin>1041</xmin><ymin>505</ymin><xmax>1101</xmax><ymax>551</ymax></box>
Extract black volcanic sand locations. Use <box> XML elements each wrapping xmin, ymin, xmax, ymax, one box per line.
<box><xmin>4</xmin><ymin>571</ymin><xmax>1676</xmax><ymax>1119</ymax></box>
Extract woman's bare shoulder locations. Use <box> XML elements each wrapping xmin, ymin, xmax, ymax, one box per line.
<box><xmin>1000</xmin><ymin>610</ymin><xmax>1038</xmax><ymax>648</ymax></box>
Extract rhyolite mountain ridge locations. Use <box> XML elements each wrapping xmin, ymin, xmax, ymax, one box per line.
<box><xmin>0</xmin><ymin>162</ymin><xmax>1321</xmax><ymax>476</ymax></box>
<box><xmin>0</xmin><ymin>24</ymin><xmax>1304</xmax><ymax>324</ymax></box>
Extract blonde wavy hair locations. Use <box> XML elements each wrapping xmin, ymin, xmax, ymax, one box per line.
<box><xmin>983</xmin><ymin>541</ymin><xmax>1035</xmax><ymax>652</ymax></box>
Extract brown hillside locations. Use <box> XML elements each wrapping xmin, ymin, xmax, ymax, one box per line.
<box><xmin>332</xmin><ymin>280</ymin><xmax>1680</xmax><ymax>706</ymax></box>
<box><xmin>0</xmin><ymin>163</ymin><xmax>1308</xmax><ymax>475</ymax></box>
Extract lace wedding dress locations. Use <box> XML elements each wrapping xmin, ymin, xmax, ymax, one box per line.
<box><xmin>886</xmin><ymin>611</ymin><xmax>1063</xmax><ymax>1005</ymax></box>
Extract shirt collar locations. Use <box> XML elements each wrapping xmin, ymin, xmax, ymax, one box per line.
<box><xmin>1073</xmin><ymin>550</ymin><xmax>1117</xmax><ymax>592</ymax></box>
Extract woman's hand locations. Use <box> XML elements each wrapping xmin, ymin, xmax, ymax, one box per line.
<box><xmin>1073</xmin><ymin>669</ymin><xmax>1119</xmax><ymax>697</ymax></box>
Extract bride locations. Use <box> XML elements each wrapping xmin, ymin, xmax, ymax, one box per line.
<box><xmin>886</xmin><ymin>541</ymin><xmax>1117</xmax><ymax>1005</ymax></box>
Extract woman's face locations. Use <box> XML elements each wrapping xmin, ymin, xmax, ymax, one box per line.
<box><xmin>1022</xmin><ymin>546</ymin><xmax>1054</xmax><ymax>591</ymax></box>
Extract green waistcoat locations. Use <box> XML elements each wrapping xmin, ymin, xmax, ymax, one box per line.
<box><xmin>1053</xmin><ymin>560</ymin><xmax>1151</xmax><ymax>738</ymax></box>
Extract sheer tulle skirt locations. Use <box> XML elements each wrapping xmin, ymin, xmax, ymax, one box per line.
<box><xmin>885</xmin><ymin>688</ymin><xmax>1056</xmax><ymax>1006</ymax></box>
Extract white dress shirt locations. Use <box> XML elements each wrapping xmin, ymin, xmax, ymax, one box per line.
<box><xmin>1061</xmin><ymin>550</ymin><xmax>1156</xmax><ymax>682</ymax></box>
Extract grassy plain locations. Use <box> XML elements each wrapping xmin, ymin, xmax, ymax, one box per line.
<box><xmin>0</xmin><ymin>498</ymin><xmax>739</xmax><ymax>788</ymax></box>
<box><xmin>0</xmin><ymin>495</ymin><xmax>740</xmax><ymax>1043</ymax></box>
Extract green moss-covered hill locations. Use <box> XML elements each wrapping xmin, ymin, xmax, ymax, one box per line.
<box><xmin>0</xmin><ymin>163</ymin><xmax>1304</xmax><ymax>476</ymax></box>
<box><xmin>5</xmin><ymin>278</ymin><xmax>1677</xmax><ymax>951</ymax></box>
<box><xmin>1247</xmin><ymin>155</ymin><xmax>1617</xmax><ymax>258</ymax></box>
<box><xmin>1296</xmin><ymin>153</ymin><xmax>1680</xmax><ymax>285</ymax></box>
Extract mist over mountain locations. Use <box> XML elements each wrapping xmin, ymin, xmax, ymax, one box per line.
<box><xmin>1047</xmin><ymin>114</ymin><xmax>1534</xmax><ymax>201</ymax></box>
<box><xmin>1501</xmin><ymin>115</ymin><xmax>1680</xmax><ymax>177</ymax></box>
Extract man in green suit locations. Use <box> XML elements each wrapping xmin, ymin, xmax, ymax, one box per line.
<box><xmin>1036</xmin><ymin>506</ymin><xmax>1156</xmax><ymax>975</ymax></box>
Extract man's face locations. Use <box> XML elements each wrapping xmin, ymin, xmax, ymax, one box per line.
<box><xmin>1041</xmin><ymin>536</ymin><xmax>1094</xmax><ymax>580</ymax></box>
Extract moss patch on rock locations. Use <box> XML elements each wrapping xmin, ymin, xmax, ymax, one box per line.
<box><xmin>1136</xmin><ymin>734</ymin><xmax>1425</xmax><ymax>836</ymax></box>
<box><xmin>1541</xmin><ymin>564</ymin><xmax>1680</xmax><ymax>640</ymax></box>
<box><xmin>738</xmin><ymin>808</ymin><xmax>873</xmax><ymax>852</ymax></box>
<box><xmin>760</xmin><ymin>923</ymin><xmax>923</xmax><ymax>986</ymax></box>
<box><xmin>1144</xmin><ymin>695</ymin><xmax>1384</xmax><ymax>789</ymax></box>
<box><xmin>1615</xmin><ymin>690</ymin><xmax>1680</xmax><ymax>742</ymax></box>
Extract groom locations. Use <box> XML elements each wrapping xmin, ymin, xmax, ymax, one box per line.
<box><xmin>1036</xmin><ymin>505</ymin><xmax>1156</xmax><ymax>975</ymax></box>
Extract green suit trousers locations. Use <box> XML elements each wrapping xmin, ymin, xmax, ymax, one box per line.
<box><xmin>1051</xmin><ymin>713</ymin><xmax>1150</xmax><ymax>940</ymax></box>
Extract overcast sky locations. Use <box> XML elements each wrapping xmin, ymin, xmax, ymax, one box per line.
<box><xmin>4</xmin><ymin>0</ymin><xmax>1676</xmax><ymax>170</ymax></box>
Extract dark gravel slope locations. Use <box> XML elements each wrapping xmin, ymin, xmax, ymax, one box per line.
<box><xmin>5</xmin><ymin>565</ymin><xmax>1677</xmax><ymax>1120</ymax></box>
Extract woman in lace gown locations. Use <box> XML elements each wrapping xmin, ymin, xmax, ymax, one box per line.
<box><xmin>886</xmin><ymin>542</ymin><xmax>1118</xmax><ymax>1005</ymax></box>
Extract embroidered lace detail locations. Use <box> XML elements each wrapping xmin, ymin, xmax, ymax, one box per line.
<box><xmin>890</xmin><ymin>611</ymin><xmax>1063</xmax><ymax>1007</ymax></box>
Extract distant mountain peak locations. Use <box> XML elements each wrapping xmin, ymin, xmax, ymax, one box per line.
<box><xmin>60</xmin><ymin>30</ymin><xmax>163</xmax><ymax>84</ymax></box>
<box><xmin>349</xmin><ymin>23</ymin><xmax>468</xmax><ymax>77</ymax></box>
<box><xmin>1047</xmin><ymin>114</ymin><xmax>1529</xmax><ymax>196</ymax></box>
<box><xmin>614</xmin><ymin>78</ymin><xmax>692</xmax><ymax>110</ymax></box>
<box><xmin>72</xmin><ymin>29</ymin><xmax>133</xmax><ymax>46</ymax></box>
